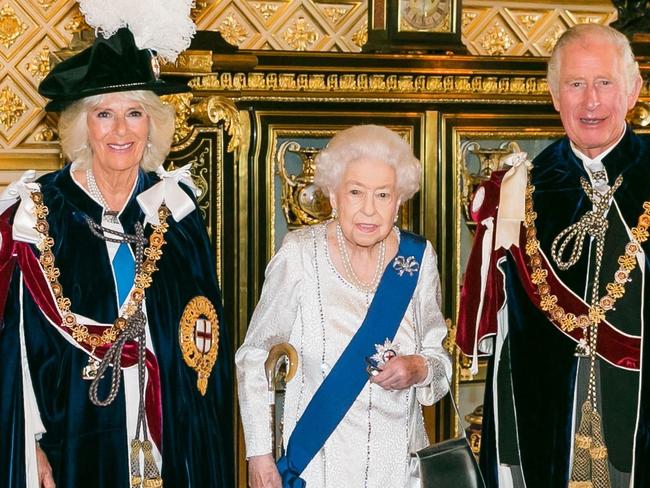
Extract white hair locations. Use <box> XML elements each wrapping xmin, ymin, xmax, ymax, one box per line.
<box><xmin>314</xmin><ymin>125</ymin><xmax>421</xmax><ymax>202</ymax></box>
<box><xmin>547</xmin><ymin>23</ymin><xmax>640</xmax><ymax>98</ymax></box>
<box><xmin>58</xmin><ymin>90</ymin><xmax>176</xmax><ymax>171</ymax></box>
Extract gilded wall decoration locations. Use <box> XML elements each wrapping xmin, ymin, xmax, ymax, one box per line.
<box><xmin>0</xmin><ymin>86</ymin><xmax>26</xmax><ymax>130</ymax></box>
<box><xmin>276</xmin><ymin>141</ymin><xmax>331</xmax><ymax>228</ymax></box>
<box><xmin>283</xmin><ymin>16</ymin><xmax>319</xmax><ymax>50</ymax></box>
<box><xmin>192</xmin><ymin>0</ymin><xmax>616</xmax><ymax>53</ymax></box>
<box><xmin>0</xmin><ymin>4</ymin><xmax>27</xmax><ymax>49</ymax></box>
<box><xmin>0</xmin><ymin>0</ymin><xmax>77</xmax><ymax>155</ymax></box>
<box><xmin>191</xmin><ymin>96</ymin><xmax>243</xmax><ymax>153</ymax></box>
<box><xmin>162</xmin><ymin>92</ymin><xmax>194</xmax><ymax>145</ymax></box>
<box><xmin>25</xmin><ymin>45</ymin><xmax>51</xmax><ymax>81</ymax></box>
<box><xmin>0</xmin><ymin>0</ymin><xmax>618</xmax><ymax>158</ymax></box>
<box><xmin>190</xmin><ymin>71</ymin><xmax>550</xmax><ymax>99</ymax></box>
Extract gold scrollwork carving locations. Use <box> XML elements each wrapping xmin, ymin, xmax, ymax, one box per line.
<box><xmin>191</xmin><ymin>71</ymin><xmax>550</xmax><ymax>98</ymax></box>
<box><xmin>26</xmin><ymin>45</ymin><xmax>51</xmax><ymax>81</ymax></box>
<box><xmin>172</xmin><ymin>51</ymin><xmax>213</xmax><ymax>73</ymax></box>
<box><xmin>443</xmin><ymin>318</ymin><xmax>457</xmax><ymax>356</ymax></box>
<box><xmin>0</xmin><ymin>86</ymin><xmax>26</xmax><ymax>131</ymax></box>
<box><xmin>191</xmin><ymin>96</ymin><xmax>241</xmax><ymax>153</ymax></box>
<box><xmin>64</xmin><ymin>13</ymin><xmax>90</xmax><ymax>35</ymax></box>
<box><xmin>37</xmin><ymin>0</ymin><xmax>55</xmax><ymax>11</ymax></box>
<box><xmin>162</xmin><ymin>92</ymin><xmax>194</xmax><ymax>144</ymax></box>
<box><xmin>480</xmin><ymin>26</ymin><xmax>514</xmax><ymax>55</ymax></box>
<box><xmin>167</xmin><ymin>139</ymin><xmax>212</xmax><ymax>221</ymax></box>
<box><xmin>629</xmin><ymin>101</ymin><xmax>650</xmax><ymax>127</ymax></box>
<box><xmin>284</xmin><ymin>16</ymin><xmax>319</xmax><ymax>51</ymax></box>
<box><xmin>191</xmin><ymin>1</ymin><xmax>208</xmax><ymax>20</ymax></box>
<box><xmin>218</xmin><ymin>14</ymin><xmax>249</xmax><ymax>47</ymax></box>
<box><xmin>542</xmin><ymin>24</ymin><xmax>565</xmax><ymax>54</ymax></box>
<box><xmin>276</xmin><ymin>140</ymin><xmax>332</xmax><ymax>229</ymax></box>
<box><xmin>0</xmin><ymin>5</ymin><xmax>27</xmax><ymax>49</ymax></box>
<box><xmin>251</xmin><ymin>2</ymin><xmax>279</xmax><ymax>22</ymax></box>
<box><xmin>462</xmin><ymin>11</ymin><xmax>478</xmax><ymax>29</ymax></box>
<box><xmin>188</xmin><ymin>146</ymin><xmax>211</xmax><ymax>219</ymax></box>
<box><xmin>33</xmin><ymin>124</ymin><xmax>57</xmax><ymax>142</ymax></box>
<box><xmin>179</xmin><ymin>296</ymin><xmax>220</xmax><ymax>396</ymax></box>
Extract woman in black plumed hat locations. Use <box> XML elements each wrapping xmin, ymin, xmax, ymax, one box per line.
<box><xmin>0</xmin><ymin>3</ymin><xmax>233</xmax><ymax>487</ymax></box>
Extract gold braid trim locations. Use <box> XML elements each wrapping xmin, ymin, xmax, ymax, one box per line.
<box><xmin>524</xmin><ymin>178</ymin><xmax>650</xmax><ymax>334</ymax></box>
<box><xmin>30</xmin><ymin>191</ymin><xmax>171</xmax><ymax>349</ymax></box>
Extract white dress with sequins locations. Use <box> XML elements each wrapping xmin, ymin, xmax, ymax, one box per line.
<box><xmin>236</xmin><ymin>223</ymin><xmax>451</xmax><ymax>488</ymax></box>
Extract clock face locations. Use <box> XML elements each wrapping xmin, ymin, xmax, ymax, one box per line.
<box><xmin>399</xmin><ymin>0</ymin><xmax>450</xmax><ymax>32</ymax></box>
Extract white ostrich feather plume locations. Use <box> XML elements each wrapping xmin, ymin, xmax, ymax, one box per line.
<box><xmin>77</xmin><ymin>0</ymin><xmax>196</xmax><ymax>63</ymax></box>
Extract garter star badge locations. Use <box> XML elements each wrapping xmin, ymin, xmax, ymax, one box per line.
<box><xmin>179</xmin><ymin>296</ymin><xmax>219</xmax><ymax>395</ymax></box>
<box><xmin>370</xmin><ymin>338</ymin><xmax>401</xmax><ymax>367</ymax></box>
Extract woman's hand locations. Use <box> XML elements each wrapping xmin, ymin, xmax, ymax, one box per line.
<box><xmin>36</xmin><ymin>445</ymin><xmax>55</xmax><ymax>488</ymax></box>
<box><xmin>370</xmin><ymin>354</ymin><xmax>428</xmax><ymax>391</ymax></box>
<box><xmin>248</xmin><ymin>453</ymin><xmax>281</xmax><ymax>488</ymax></box>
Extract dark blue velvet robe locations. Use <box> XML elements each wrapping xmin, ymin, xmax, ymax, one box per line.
<box><xmin>0</xmin><ymin>165</ymin><xmax>234</xmax><ymax>487</ymax></box>
<box><xmin>479</xmin><ymin>128</ymin><xmax>650</xmax><ymax>487</ymax></box>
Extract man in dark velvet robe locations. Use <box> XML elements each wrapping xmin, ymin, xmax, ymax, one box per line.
<box><xmin>457</xmin><ymin>24</ymin><xmax>650</xmax><ymax>487</ymax></box>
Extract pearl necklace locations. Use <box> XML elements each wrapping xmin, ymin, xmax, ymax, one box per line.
<box><xmin>86</xmin><ymin>168</ymin><xmax>119</xmax><ymax>223</ymax></box>
<box><xmin>335</xmin><ymin>222</ymin><xmax>386</xmax><ymax>293</ymax></box>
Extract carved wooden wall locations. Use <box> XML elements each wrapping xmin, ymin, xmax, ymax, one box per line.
<box><xmin>203</xmin><ymin>0</ymin><xmax>616</xmax><ymax>53</ymax></box>
<box><xmin>0</xmin><ymin>1</ymin><xmax>617</xmax><ymax>188</ymax></box>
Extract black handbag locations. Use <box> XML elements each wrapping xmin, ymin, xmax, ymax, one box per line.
<box><xmin>416</xmin><ymin>386</ymin><xmax>486</xmax><ymax>488</ymax></box>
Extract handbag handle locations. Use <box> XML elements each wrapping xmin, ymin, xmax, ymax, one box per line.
<box><xmin>443</xmin><ymin>374</ymin><xmax>471</xmax><ymax>442</ymax></box>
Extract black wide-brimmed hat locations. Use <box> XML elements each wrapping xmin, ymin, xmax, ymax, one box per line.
<box><xmin>39</xmin><ymin>28</ymin><xmax>189</xmax><ymax>112</ymax></box>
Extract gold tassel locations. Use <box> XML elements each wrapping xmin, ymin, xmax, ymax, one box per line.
<box><xmin>130</xmin><ymin>439</ymin><xmax>143</xmax><ymax>488</ymax></box>
<box><xmin>142</xmin><ymin>440</ymin><xmax>163</xmax><ymax>488</ymax></box>
<box><xmin>590</xmin><ymin>408</ymin><xmax>610</xmax><ymax>488</ymax></box>
<box><xmin>570</xmin><ymin>400</ymin><xmax>593</xmax><ymax>486</ymax></box>
<box><xmin>569</xmin><ymin>399</ymin><xmax>611</xmax><ymax>488</ymax></box>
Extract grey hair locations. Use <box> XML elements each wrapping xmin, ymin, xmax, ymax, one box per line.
<box><xmin>314</xmin><ymin>125</ymin><xmax>421</xmax><ymax>202</ymax></box>
<box><xmin>58</xmin><ymin>90</ymin><xmax>176</xmax><ymax>172</ymax></box>
<box><xmin>547</xmin><ymin>23</ymin><xmax>640</xmax><ymax>97</ymax></box>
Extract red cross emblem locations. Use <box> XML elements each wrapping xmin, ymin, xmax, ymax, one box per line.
<box><xmin>180</xmin><ymin>296</ymin><xmax>220</xmax><ymax>396</ymax></box>
<box><xmin>194</xmin><ymin>318</ymin><xmax>212</xmax><ymax>353</ymax></box>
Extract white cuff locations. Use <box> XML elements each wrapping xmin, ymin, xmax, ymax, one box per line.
<box><xmin>413</xmin><ymin>354</ymin><xmax>434</xmax><ymax>388</ymax></box>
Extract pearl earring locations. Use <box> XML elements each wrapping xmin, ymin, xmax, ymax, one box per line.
<box><xmin>331</xmin><ymin>208</ymin><xmax>338</xmax><ymax>219</ymax></box>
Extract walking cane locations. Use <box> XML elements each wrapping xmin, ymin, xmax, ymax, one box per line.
<box><xmin>265</xmin><ymin>343</ymin><xmax>298</xmax><ymax>460</ymax></box>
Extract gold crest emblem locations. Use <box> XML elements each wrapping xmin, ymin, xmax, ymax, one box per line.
<box><xmin>179</xmin><ymin>296</ymin><xmax>219</xmax><ymax>395</ymax></box>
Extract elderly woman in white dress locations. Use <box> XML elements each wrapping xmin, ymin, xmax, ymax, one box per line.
<box><xmin>236</xmin><ymin>124</ymin><xmax>451</xmax><ymax>488</ymax></box>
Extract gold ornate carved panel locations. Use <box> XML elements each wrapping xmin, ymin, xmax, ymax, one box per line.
<box><xmin>0</xmin><ymin>0</ymin><xmax>80</xmax><ymax>151</ymax></box>
<box><xmin>0</xmin><ymin>0</ymin><xmax>621</xmax><ymax>195</ymax></box>
<box><xmin>461</xmin><ymin>0</ymin><xmax>616</xmax><ymax>56</ymax></box>
<box><xmin>193</xmin><ymin>0</ymin><xmax>615</xmax><ymax>53</ymax></box>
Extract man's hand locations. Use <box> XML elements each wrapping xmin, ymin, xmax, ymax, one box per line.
<box><xmin>370</xmin><ymin>354</ymin><xmax>428</xmax><ymax>390</ymax></box>
<box><xmin>36</xmin><ymin>445</ymin><xmax>55</xmax><ymax>488</ymax></box>
<box><xmin>248</xmin><ymin>453</ymin><xmax>281</xmax><ymax>488</ymax></box>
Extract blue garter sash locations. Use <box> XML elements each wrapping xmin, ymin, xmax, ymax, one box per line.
<box><xmin>276</xmin><ymin>231</ymin><xmax>426</xmax><ymax>487</ymax></box>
